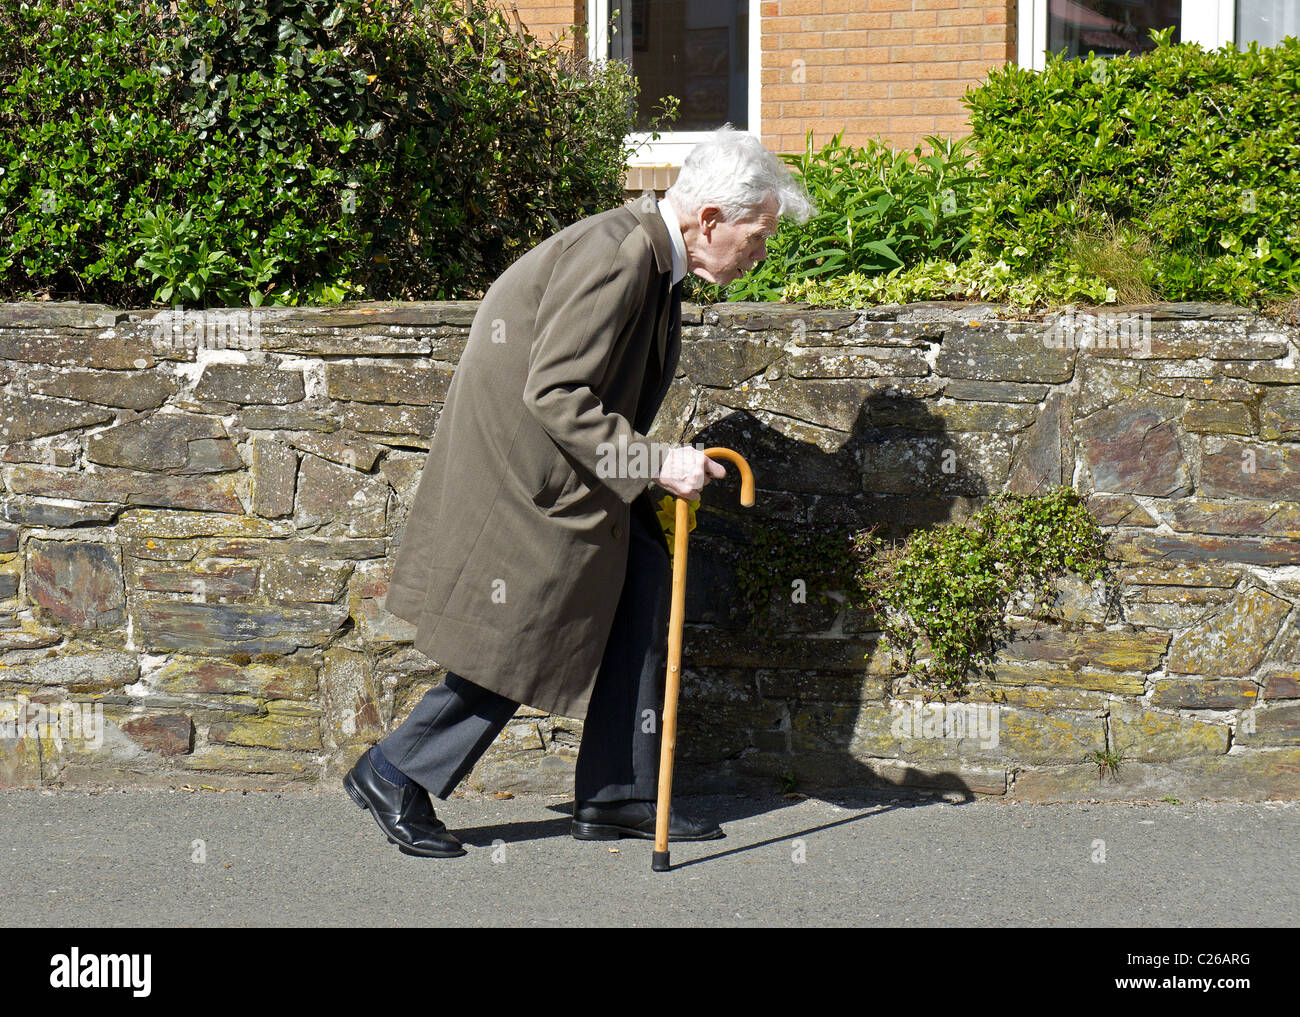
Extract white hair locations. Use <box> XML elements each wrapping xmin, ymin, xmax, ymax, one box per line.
<box><xmin>665</xmin><ymin>123</ymin><xmax>817</xmax><ymax>226</ymax></box>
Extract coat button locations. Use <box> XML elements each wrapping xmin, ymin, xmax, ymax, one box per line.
<box><xmin>612</xmin><ymin>522</ymin><xmax>623</xmax><ymax>539</ymax></box>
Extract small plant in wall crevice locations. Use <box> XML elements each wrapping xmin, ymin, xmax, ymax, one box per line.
<box><xmin>850</xmin><ymin>486</ymin><xmax>1110</xmax><ymax>698</ymax></box>
<box><xmin>734</xmin><ymin>486</ymin><xmax>1111</xmax><ymax>700</ymax></box>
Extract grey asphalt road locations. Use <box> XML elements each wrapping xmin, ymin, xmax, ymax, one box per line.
<box><xmin>2</xmin><ymin>787</ymin><xmax>1296</xmax><ymax>927</ymax></box>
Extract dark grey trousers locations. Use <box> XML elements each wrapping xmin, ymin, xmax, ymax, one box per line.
<box><xmin>378</xmin><ymin>495</ymin><xmax>671</xmax><ymax>803</ymax></box>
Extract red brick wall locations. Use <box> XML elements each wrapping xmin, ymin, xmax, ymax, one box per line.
<box><xmin>482</xmin><ymin>0</ymin><xmax>586</xmax><ymax>47</ymax></box>
<box><xmin>761</xmin><ymin>0</ymin><xmax>1016</xmax><ymax>152</ymax></box>
<box><xmin>490</xmin><ymin>0</ymin><xmax>1017</xmax><ymax>178</ymax></box>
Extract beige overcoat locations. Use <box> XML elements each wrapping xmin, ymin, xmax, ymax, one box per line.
<box><xmin>382</xmin><ymin>191</ymin><xmax>682</xmax><ymax>720</ymax></box>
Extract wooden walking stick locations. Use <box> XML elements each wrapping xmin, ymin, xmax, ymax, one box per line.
<box><xmin>652</xmin><ymin>447</ymin><xmax>755</xmax><ymax>872</ymax></box>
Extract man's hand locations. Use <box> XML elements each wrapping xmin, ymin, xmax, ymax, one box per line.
<box><xmin>654</xmin><ymin>445</ymin><xmax>727</xmax><ymax>500</ymax></box>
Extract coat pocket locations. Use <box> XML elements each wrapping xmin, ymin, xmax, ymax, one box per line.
<box><xmin>505</xmin><ymin>414</ymin><xmax>560</xmax><ymax>500</ymax></box>
<box><xmin>532</xmin><ymin>451</ymin><xmax>578</xmax><ymax>510</ymax></box>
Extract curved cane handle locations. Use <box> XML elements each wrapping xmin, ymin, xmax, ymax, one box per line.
<box><xmin>700</xmin><ymin>447</ymin><xmax>756</xmax><ymax>507</ymax></box>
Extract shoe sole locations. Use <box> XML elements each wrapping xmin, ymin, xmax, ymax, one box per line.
<box><xmin>571</xmin><ymin>820</ymin><xmax>725</xmax><ymax>842</ymax></box>
<box><xmin>344</xmin><ymin>773</ymin><xmax>467</xmax><ymax>858</ymax></box>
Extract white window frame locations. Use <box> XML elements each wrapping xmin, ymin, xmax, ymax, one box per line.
<box><xmin>1018</xmin><ymin>0</ymin><xmax>1236</xmax><ymax>70</ymax></box>
<box><xmin>587</xmin><ymin>0</ymin><xmax>762</xmax><ymax>168</ymax></box>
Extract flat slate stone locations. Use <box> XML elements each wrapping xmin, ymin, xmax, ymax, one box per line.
<box><xmin>1259</xmin><ymin>388</ymin><xmax>1300</xmax><ymax>441</ymax></box>
<box><xmin>319</xmin><ymin>647</ymin><xmax>385</xmax><ymax>745</ymax></box>
<box><xmin>1009</xmin><ymin>749</ymin><xmax>1300</xmax><ymax>801</ymax></box>
<box><xmin>6</xmin><ymin>464</ymin><xmax>244</xmax><ymax>513</ymax></box>
<box><xmin>1085</xmin><ymin>494</ymin><xmax>1159</xmax><ymax>527</ymax></box>
<box><xmin>120</xmin><ymin>713</ymin><xmax>194</xmax><ymax>755</ymax></box>
<box><xmin>681</xmin><ymin>337</ymin><xmax>784</xmax><ymax>386</ymax></box>
<box><xmin>1182</xmin><ymin>401</ymin><xmax>1254</xmax><ymax>435</ymax></box>
<box><xmin>179</xmin><ymin>744</ymin><xmax>321</xmax><ymax>779</ymax></box>
<box><xmin>1200</xmin><ymin>438</ymin><xmax>1300</xmax><ymax>500</ymax></box>
<box><xmin>26</xmin><ymin>368</ymin><xmax>177</xmax><ymax>410</ymax></box>
<box><xmin>247</xmin><ymin>301</ymin><xmax>478</xmax><ymax>327</ymax></box>
<box><xmin>0</xmin><ymin>394</ymin><xmax>116</xmax><ymax>443</ymax></box>
<box><xmin>1237</xmin><ymin>703</ymin><xmax>1300</xmax><ymax>745</ymax></box>
<box><xmin>1146</xmin><ymin>376</ymin><xmax>1261</xmax><ymax>401</ymax></box>
<box><xmin>257</xmin><ymin>330</ymin><xmax>437</xmax><ymax>356</ymax></box>
<box><xmin>1</xmin><ymin>441</ymin><xmax>77</xmax><ymax>467</ymax></box>
<box><xmin>858</xmin><ymin>431</ymin><xmax>1011</xmax><ymax>496</ymax></box>
<box><xmin>294</xmin><ymin>453</ymin><xmax>389</xmax><ymax>535</ymax></box>
<box><xmin>0</xmin><ymin>328</ymin><xmax>156</xmax><ymax>369</ymax></box>
<box><xmin>1166</xmin><ymin>586</ymin><xmax>1292</xmax><ymax>676</ymax></box>
<box><xmin>116</xmin><ymin>508</ymin><xmax>292</xmax><ymax>540</ymax></box>
<box><xmin>285</xmin><ymin>430</ymin><xmax>383</xmax><ymax>471</ymax></box>
<box><xmin>205</xmin><ymin>536</ymin><xmax>387</xmax><ymax>560</ymax></box>
<box><xmin>133</xmin><ymin>599</ymin><xmax>349</xmax><ymax>655</ymax></box>
<box><xmin>324</xmin><ymin>362</ymin><xmax>451</xmax><ymax>405</ymax></box>
<box><xmin>934</xmin><ymin>400</ymin><xmax>1039</xmax><ymax>433</ymax></box>
<box><xmin>706</xmin><ymin>303</ymin><xmax>859</xmax><ymax>331</ymax></box>
<box><xmin>86</xmin><ymin>411</ymin><xmax>242</xmax><ymax>474</ymax></box>
<box><xmin>1150</xmin><ymin>679</ymin><xmax>1260</xmax><ymax>709</ymax></box>
<box><xmin>786</xmin><ymin>345</ymin><xmax>931</xmax><ymax>379</ymax></box>
<box><xmin>998</xmin><ymin>625</ymin><xmax>1170</xmax><ymax>672</ymax></box>
<box><xmin>262</xmin><ymin>558</ymin><xmax>352</xmax><ymax>603</ymax></box>
<box><xmin>338</xmin><ymin>402</ymin><xmax>437</xmax><ymax>440</ymax></box>
<box><xmin>944</xmin><ymin>379</ymin><xmax>1048</xmax><ymax>402</ymax></box>
<box><xmin>1008</xmin><ymin>391</ymin><xmax>1069</xmax><ymax>494</ymax></box>
<box><xmin>25</xmin><ymin>539</ymin><xmax>126</xmax><ymax>630</ymax></box>
<box><xmin>1</xmin><ymin>498</ymin><xmax>123</xmax><ymax>527</ymax></box>
<box><xmin>0</xmin><ymin>302</ymin><xmax>119</xmax><ymax>327</ymax></box>
<box><xmin>250</xmin><ymin>438</ymin><xmax>297</xmax><ymax>518</ymax></box>
<box><xmin>0</xmin><ymin>650</ymin><xmax>137</xmax><ymax>688</ymax></box>
<box><xmin>1076</xmin><ymin>395</ymin><xmax>1190</xmax><ymax>496</ymax></box>
<box><xmin>132</xmin><ymin>562</ymin><xmax>259</xmax><ymax>598</ymax></box>
<box><xmin>1165</xmin><ymin>499</ymin><xmax>1300</xmax><ymax>537</ymax></box>
<box><xmin>841</xmin><ymin>702</ymin><xmax>1105</xmax><ymax>766</ymax></box>
<box><xmin>208</xmin><ymin>713</ymin><xmax>322</xmax><ymax>751</ymax></box>
<box><xmin>1111</xmin><ymin>531</ymin><xmax>1300</xmax><ymax>566</ymax></box>
<box><xmin>1113</xmin><ymin>564</ymin><xmax>1241</xmax><ymax>587</ymax></box>
<box><xmin>152</xmin><ymin>657</ymin><xmax>318</xmax><ymax>700</ymax></box>
<box><xmin>935</xmin><ymin>324</ymin><xmax>1076</xmax><ymax>383</ymax></box>
<box><xmin>1223</xmin><ymin>363</ymin><xmax>1300</xmax><ymax>384</ymax></box>
<box><xmin>193</xmin><ymin>363</ymin><xmax>306</xmax><ymax>405</ymax></box>
<box><xmin>239</xmin><ymin>407</ymin><xmax>337</xmax><ymax>431</ymax></box>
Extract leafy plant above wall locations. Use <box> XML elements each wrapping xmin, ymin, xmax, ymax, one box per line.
<box><xmin>734</xmin><ymin>487</ymin><xmax>1111</xmax><ymax>699</ymax></box>
<box><xmin>688</xmin><ymin>130</ymin><xmax>982</xmax><ymax>304</ymax></box>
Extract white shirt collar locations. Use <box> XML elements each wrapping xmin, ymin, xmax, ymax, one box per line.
<box><xmin>656</xmin><ymin>197</ymin><xmax>688</xmax><ymax>286</ymax></box>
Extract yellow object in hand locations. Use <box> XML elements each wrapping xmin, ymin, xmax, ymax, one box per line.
<box><xmin>655</xmin><ymin>495</ymin><xmax>699</xmax><ymax>556</ymax></box>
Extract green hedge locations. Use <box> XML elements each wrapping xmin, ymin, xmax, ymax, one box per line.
<box><xmin>0</xmin><ymin>0</ymin><xmax>664</xmax><ymax>306</ymax></box>
<box><xmin>964</xmin><ymin>27</ymin><xmax>1300</xmax><ymax>305</ymax></box>
<box><xmin>687</xmin><ymin>130</ymin><xmax>981</xmax><ymax>305</ymax></box>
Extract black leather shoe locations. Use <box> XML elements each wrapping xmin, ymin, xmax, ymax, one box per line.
<box><xmin>571</xmin><ymin>799</ymin><xmax>724</xmax><ymax>841</ymax></box>
<box><xmin>343</xmin><ymin>750</ymin><xmax>466</xmax><ymax>857</ymax></box>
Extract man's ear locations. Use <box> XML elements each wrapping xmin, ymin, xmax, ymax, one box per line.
<box><xmin>698</xmin><ymin>205</ymin><xmax>722</xmax><ymax>235</ymax></box>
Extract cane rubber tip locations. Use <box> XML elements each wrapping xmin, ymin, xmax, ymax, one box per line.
<box><xmin>652</xmin><ymin>851</ymin><xmax>671</xmax><ymax>872</ymax></box>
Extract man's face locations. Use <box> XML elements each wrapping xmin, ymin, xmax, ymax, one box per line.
<box><xmin>681</xmin><ymin>193</ymin><xmax>780</xmax><ymax>288</ymax></box>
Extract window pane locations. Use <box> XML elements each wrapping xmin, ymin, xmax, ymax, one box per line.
<box><xmin>613</xmin><ymin>0</ymin><xmax>749</xmax><ymax>131</ymax></box>
<box><xmin>1047</xmin><ymin>0</ymin><xmax>1182</xmax><ymax>59</ymax></box>
<box><xmin>1237</xmin><ymin>0</ymin><xmax>1300</xmax><ymax>47</ymax></box>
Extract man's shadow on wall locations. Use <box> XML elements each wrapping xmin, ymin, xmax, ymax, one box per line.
<box><xmin>465</xmin><ymin>393</ymin><xmax>998</xmax><ymax>856</ymax></box>
<box><xmin>666</xmin><ymin>397</ymin><xmax>992</xmax><ymax>820</ymax></box>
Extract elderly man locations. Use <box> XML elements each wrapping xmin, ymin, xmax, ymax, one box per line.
<box><xmin>345</xmin><ymin>124</ymin><xmax>815</xmax><ymax>857</ymax></box>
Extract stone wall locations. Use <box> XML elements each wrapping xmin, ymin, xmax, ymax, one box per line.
<box><xmin>1</xmin><ymin>299</ymin><xmax>1298</xmax><ymax>800</ymax></box>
